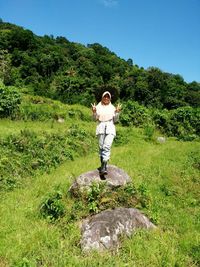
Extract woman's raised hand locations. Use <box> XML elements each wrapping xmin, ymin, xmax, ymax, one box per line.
<box><xmin>115</xmin><ymin>103</ymin><xmax>122</xmax><ymax>113</ymax></box>
<box><xmin>91</xmin><ymin>103</ymin><xmax>96</xmax><ymax>113</ymax></box>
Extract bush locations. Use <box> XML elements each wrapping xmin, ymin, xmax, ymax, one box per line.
<box><xmin>187</xmin><ymin>150</ymin><xmax>200</xmax><ymax>170</ymax></box>
<box><xmin>69</xmin><ymin>182</ymin><xmax>140</xmax><ymax>217</ymax></box>
<box><xmin>164</xmin><ymin>106</ymin><xmax>200</xmax><ymax>140</ymax></box>
<box><xmin>0</xmin><ymin>81</ymin><xmax>21</xmax><ymax>117</ymax></box>
<box><xmin>120</xmin><ymin>100</ymin><xmax>152</xmax><ymax>127</ymax></box>
<box><xmin>18</xmin><ymin>95</ymin><xmax>91</xmax><ymax>122</ymax></box>
<box><xmin>0</xmin><ymin>126</ymin><xmax>95</xmax><ymax>191</ymax></box>
<box><xmin>151</xmin><ymin>108</ymin><xmax>169</xmax><ymax>130</ymax></box>
<box><xmin>120</xmin><ymin>101</ymin><xmax>200</xmax><ymax>140</ymax></box>
<box><xmin>143</xmin><ymin>123</ymin><xmax>156</xmax><ymax>141</ymax></box>
<box><xmin>40</xmin><ymin>190</ymin><xmax>65</xmax><ymax>221</ymax></box>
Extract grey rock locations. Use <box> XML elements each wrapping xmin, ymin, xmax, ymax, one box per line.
<box><xmin>157</xmin><ymin>136</ymin><xmax>166</xmax><ymax>143</ymax></box>
<box><xmin>69</xmin><ymin>165</ymin><xmax>131</xmax><ymax>193</ymax></box>
<box><xmin>57</xmin><ymin>117</ymin><xmax>65</xmax><ymax>123</ymax></box>
<box><xmin>81</xmin><ymin>207</ymin><xmax>156</xmax><ymax>252</ymax></box>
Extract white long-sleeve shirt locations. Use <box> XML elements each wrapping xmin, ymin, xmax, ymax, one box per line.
<box><xmin>93</xmin><ymin>102</ymin><xmax>120</xmax><ymax>136</ymax></box>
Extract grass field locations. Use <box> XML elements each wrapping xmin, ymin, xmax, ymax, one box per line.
<box><xmin>0</xmin><ymin>109</ymin><xmax>199</xmax><ymax>266</ymax></box>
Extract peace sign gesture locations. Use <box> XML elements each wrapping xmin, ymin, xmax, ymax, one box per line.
<box><xmin>91</xmin><ymin>103</ymin><xmax>96</xmax><ymax>113</ymax></box>
<box><xmin>115</xmin><ymin>103</ymin><xmax>122</xmax><ymax>113</ymax></box>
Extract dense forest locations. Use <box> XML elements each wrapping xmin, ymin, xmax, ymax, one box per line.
<box><xmin>0</xmin><ymin>19</ymin><xmax>200</xmax><ymax>140</ymax></box>
<box><xmin>0</xmin><ymin>19</ymin><xmax>200</xmax><ymax>108</ymax></box>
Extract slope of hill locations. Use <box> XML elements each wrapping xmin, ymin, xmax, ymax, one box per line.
<box><xmin>0</xmin><ymin>20</ymin><xmax>200</xmax><ymax>109</ymax></box>
<box><xmin>0</xmin><ymin>19</ymin><xmax>199</xmax><ymax>266</ymax></box>
<box><xmin>0</xmin><ymin>95</ymin><xmax>199</xmax><ymax>266</ymax></box>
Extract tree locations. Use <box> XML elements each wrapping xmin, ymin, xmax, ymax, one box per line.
<box><xmin>145</xmin><ymin>67</ymin><xmax>167</xmax><ymax>108</ymax></box>
<box><xmin>127</xmin><ymin>58</ymin><xmax>133</xmax><ymax>66</ymax></box>
<box><xmin>8</xmin><ymin>28</ymin><xmax>37</xmax><ymax>51</ymax></box>
<box><xmin>49</xmin><ymin>73</ymin><xmax>87</xmax><ymax>104</ymax></box>
<box><xmin>0</xmin><ymin>49</ymin><xmax>11</xmax><ymax>84</ymax></box>
<box><xmin>0</xmin><ymin>20</ymin><xmax>199</xmax><ymax>109</ymax></box>
<box><xmin>0</xmin><ymin>81</ymin><xmax>21</xmax><ymax>117</ymax></box>
<box><xmin>134</xmin><ymin>79</ymin><xmax>149</xmax><ymax>105</ymax></box>
<box><xmin>162</xmin><ymin>74</ymin><xmax>187</xmax><ymax>109</ymax></box>
<box><xmin>185</xmin><ymin>81</ymin><xmax>200</xmax><ymax>107</ymax></box>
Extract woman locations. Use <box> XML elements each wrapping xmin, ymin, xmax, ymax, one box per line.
<box><xmin>91</xmin><ymin>91</ymin><xmax>121</xmax><ymax>175</ymax></box>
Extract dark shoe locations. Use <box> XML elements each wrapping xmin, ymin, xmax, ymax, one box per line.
<box><xmin>100</xmin><ymin>161</ymin><xmax>107</xmax><ymax>175</ymax></box>
<box><xmin>100</xmin><ymin>173</ymin><xmax>106</xmax><ymax>180</ymax></box>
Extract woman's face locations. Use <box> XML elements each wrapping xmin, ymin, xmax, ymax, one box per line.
<box><xmin>102</xmin><ymin>94</ymin><xmax>111</xmax><ymax>105</ymax></box>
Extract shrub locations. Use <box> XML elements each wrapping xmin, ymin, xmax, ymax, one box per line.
<box><xmin>121</xmin><ymin>101</ymin><xmax>200</xmax><ymax>140</ymax></box>
<box><xmin>19</xmin><ymin>95</ymin><xmax>91</xmax><ymax>122</ymax></box>
<box><xmin>187</xmin><ymin>150</ymin><xmax>200</xmax><ymax>170</ymax></box>
<box><xmin>0</xmin><ymin>126</ymin><xmax>95</xmax><ymax>191</ymax></box>
<box><xmin>143</xmin><ymin>123</ymin><xmax>156</xmax><ymax>141</ymax></box>
<box><xmin>120</xmin><ymin>100</ymin><xmax>152</xmax><ymax>127</ymax></box>
<box><xmin>0</xmin><ymin>82</ymin><xmax>21</xmax><ymax>117</ymax></box>
<box><xmin>40</xmin><ymin>190</ymin><xmax>65</xmax><ymax>221</ymax></box>
<box><xmin>164</xmin><ymin>106</ymin><xmax>200</xmax><ymax>140</ymax></box>
<box><xmin>71</xmin><ymin>182</ymin><xmax>140</xmax><ymax>217</ymax></box>
<box><xmin>150</xmin><ymin>108</ymin><xmax>169</xmax><ymax>131</ymax></box>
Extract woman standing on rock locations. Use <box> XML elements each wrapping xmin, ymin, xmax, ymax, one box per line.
<box><xmin>91</xmin><ymin>91</ymin><xmax>122</xmax><ymax>175</ymax></box>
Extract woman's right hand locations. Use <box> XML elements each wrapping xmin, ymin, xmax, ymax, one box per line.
<box><xmin>91</xmin><ymin>103</ymin><xmax>96</xmax><ymax>113</ymax></box>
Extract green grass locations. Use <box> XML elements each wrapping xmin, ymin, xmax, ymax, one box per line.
<box><xmin>0</xmin><ymin>113</ymin><xmax>199</xmax><ymax>266</ymax></box>
<box><xmin>0</xmin><ymin>118</ymin><xmax>94</xmax><ymax>138</ymax></box>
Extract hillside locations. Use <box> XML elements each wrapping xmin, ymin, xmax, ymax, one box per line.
<box><xmin>0</xmin><ymin>94</ymin><xmax>200</xmax><ymax>266</ymax></box>
<box><xmin>0</xmin><ymin>19</ymin><xmax>200</xmax><ymax>266</ymax></box>
<box><xmin>0</xmin><ymin>20</ymin><xmax>200</xmax><ymax>109</ymax></box>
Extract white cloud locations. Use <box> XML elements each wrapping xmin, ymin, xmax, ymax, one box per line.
<box><xmin>100</xmin><ymin>0</ymin><xmax>119</xmax><ymax>8</ymax></box>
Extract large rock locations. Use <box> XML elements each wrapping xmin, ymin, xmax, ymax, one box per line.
<box><xmin>69</xmin><ymin>165</ymin><xmax>131</xmax><ymax>193</ymax></box>
<box><xmin>81</xmin><ymin>207</ymin><xmax>156</xmax><ymax>252</ymax></box>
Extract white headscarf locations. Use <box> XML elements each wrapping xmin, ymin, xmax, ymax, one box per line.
<box><xmin>102</xmin><ymin>91</ymin><xmax>111</xmax><ymax>99</ymax></box>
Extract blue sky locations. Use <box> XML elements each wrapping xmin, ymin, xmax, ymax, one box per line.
<box><xmin>1</xmin><ymin>0</ymin><xmax>200</xmax><ymax>83</ymax></box>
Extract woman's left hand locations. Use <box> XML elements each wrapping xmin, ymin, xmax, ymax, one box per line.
<box><xmin>115</xmin><ymin>103</ymin><xmax>122</xmax><ymax>113</ymax></box>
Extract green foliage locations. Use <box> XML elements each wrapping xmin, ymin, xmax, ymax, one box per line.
<box><xmin>40</xmin><ymin>189</ymin><xmax>65</xmax><ymax>221</ymax></box>
<box><xmin>121</xmin><ymin>100</ymin><xmax>200</xmax><ymax>140</ymax></box>
<box><xmin>0</xmin><ymin>126</ymin><xmax>95</xmax><ymax>191</ymax></box>
<box><xmin>0</xmin><ymin>20</ymin><xmax>200</xmax><ymax>266</ymax></box>
<box><xmin>163</xmin><ymin>74</ymin><xmax>187</xmax><ymax>109</ymax></box>
<box><xmin>13</xmin><ymin>257</ymin><xmax>34</xmax><ymax>267</ymax></box>
<box><xmin>164</xmin><ymin>106</ymin><xmax>200</xmax><ymax>140</ymax></box>
<box><xmin>1</xmin><ymin>21</ymin><xmax>199</xmax><ymax>109</ymax></box>
<box><xmin>187</xmin><ymin>149</ymin><xmax>200</xmax><ymax>170</ymax></box>
<box><xmin>137</xmin><ymin>183</ymin><xmax>151</xmax><ymax>209</ymax></box>
<box><xmin>189</xmin><ymin>245</ymin><xmax>200</xmax><ymax>266</ymax></box>
<box><xmin>86</xmin><ymin>182</ymin><xmax>106</xmax><ymax>213</ymax></box>
<box><xmin>120</xmin><ymin>100</ymin><xmax>152</xmax><ymax>127</ymax></box>
<box><xmin>0</xmin><ymin>112</ymin><xmax>199</xmax><ymax>266</ymax></box>
<box><xmin>18</xmin><ymin>94</ymin><xmax>91</xmax><ymax>122</ymax></box>
<box><xmin>49</xmin><ymin>74</ymin><xmax>88</xmax><ymax>104</ymax></box>
<box><xmin>143</xmin><ymin>123</ymin><xmax>156</xmax><ymax>141</ymax></box>
<box><xmin>185</xmin><ymin>81</ymin><xmax>200</xmax><ymax>107</ymax></box>
<box><xmin>133</xmin><ymin>67</ymin><xmax>164</xmax><ymax>108</ymax></box>
<box><xmin>160</xmin><ymin>184</ymin><xmax>175</xmax><ymax>197</ymax></box>
<box><xmin>0</xmin><ymin>49</ymin><xmax>12</xmax><ymax>84</ymax></box>
<box><xmin>113</xmin><ymin>128</ymin><xmax>131</xmax><ymax>146</ymax></box>
<box><xmin>151</xmin><ymin>108</ymin><xmax>169</xmax><ymax>129</ymax></box>
<box><xmin>0</xmin><ymin>81</ymin><xmax>21</xmax><ymax>117</ymax></box>
<box><xmin>68</xmin><ymin>182</ymin><xmax>140</xmax><ymax>218</ymax></box>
